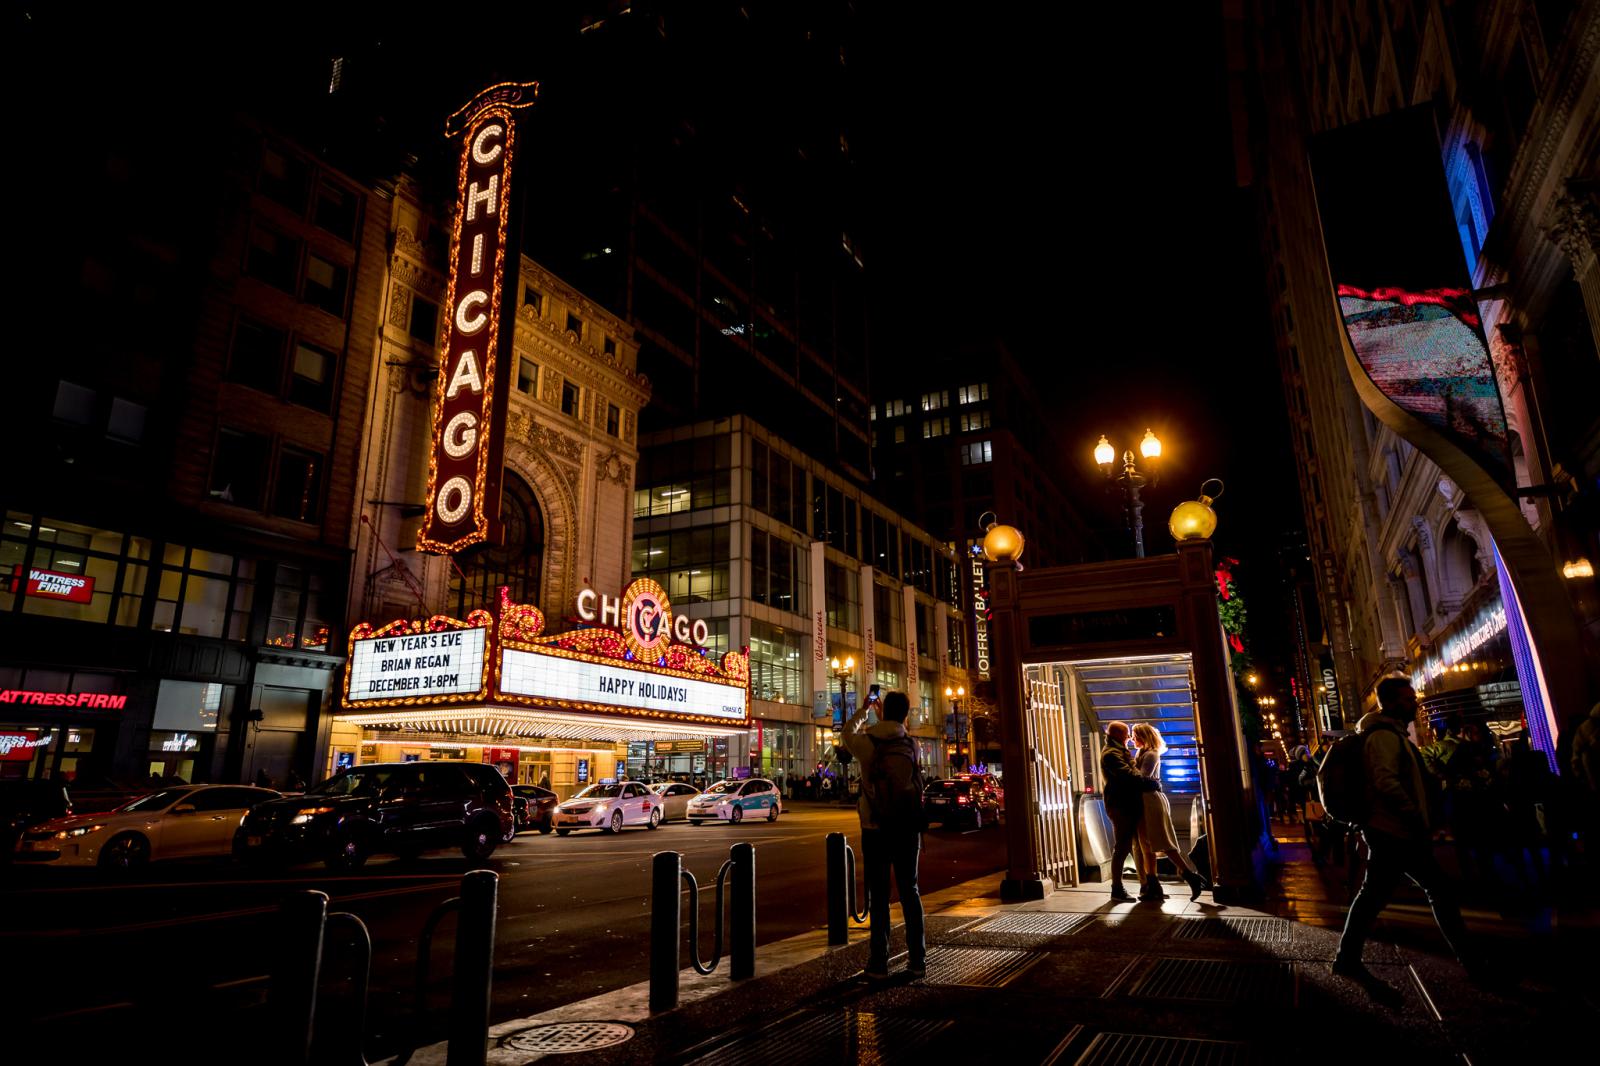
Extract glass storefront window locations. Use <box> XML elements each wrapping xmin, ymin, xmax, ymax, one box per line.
<box><xmin>153</xmin><ymin>680</ymin><xmax>228</xmax><ymax>732</ymax></box>
<box><xmin>750</xmin><ymin>622</ymin><xmax>804</xmax><ymax>705</ymax></box>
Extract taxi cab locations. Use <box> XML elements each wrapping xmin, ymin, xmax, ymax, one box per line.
<box><xmin>687</xmin><ymin>778</ymin><xmax>781</xmax><ymax>824</ymax></box>
<box><xmin>553</xmin><ymin>781</ymin><xmax>660</xmax><ymax>834</ymax></box>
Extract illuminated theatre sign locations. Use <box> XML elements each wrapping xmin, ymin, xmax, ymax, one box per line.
<box><xmin>340</xmin><ymin>580</ymin><xmax>750</xmax><ymax>731</ymax></box>
<box><xmin>416</xmin><ymin>81</ymin><xmax>539</xmax><ymax>555</ymax></box>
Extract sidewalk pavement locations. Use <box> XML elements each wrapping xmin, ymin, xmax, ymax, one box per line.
<box><xmin>383</xmin><ymin>824</ymin><xmax>1593</xmax><ymax>1066</ymax></box>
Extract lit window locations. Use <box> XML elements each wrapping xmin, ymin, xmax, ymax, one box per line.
<box><xmin>960</xmin><ymin>440</ymin><xmax>992</xmax><ymax>465</ymax></box>
<box><xmin>303</xmin><ymin>254</ymin><xmax>348</xmax><ymax>317</ymax></box>
<box><xmin>894</xmin><ymin>425</ymin><xmax>906</xmax><ymax>444</ymax></box>
<box><xmin>289</xmin><ymin>342</ymin><xmax>335</xmax><ymax>411</ymax></box>
<box><xmin>958</xmin><ymin>383</ymin><xmax>990</xmax><ymax>405</ymax></box>
<box><xmin>922</xmin><ymin>417</ymin><xmax>949</xmax><ymax>438</ymax></box>
<box><xmin>920</xmin><ymin>391</ymin><xmax>949</xmax><ymax>412</ymax></box>
<box><xmin>959</xmin><ymin>411</ymin><xmax>990</xmax><ymax>432</ymax></box>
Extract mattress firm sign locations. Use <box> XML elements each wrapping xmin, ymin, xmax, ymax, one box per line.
<box><xmin>347</xmin><ymin>628</ymin><xmax>488</xmax><ymax>701</ymax></box>
<box><xmin>502</xmin><ymin>648</ymin><xmax>748</xmax><ymax>721</ymax></box>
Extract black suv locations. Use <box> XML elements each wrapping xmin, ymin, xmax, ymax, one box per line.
<box><xmin>923</xmin><ymin>778</ymin><xmax>1002</xmax><ymax>830</ymax></box>
<box><xmin>236</xmin><ymin>762</ymin><xmax>514</xmax><ymax>870</ymax></box>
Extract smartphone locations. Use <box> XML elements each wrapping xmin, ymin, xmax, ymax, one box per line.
<box><xmin>866</xmin><ymin>684</ymin><xmax>881</xmax><ymax>723</ymax></box>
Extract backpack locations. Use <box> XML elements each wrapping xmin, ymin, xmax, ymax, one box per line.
<box><xmin>1315</xmin><ymin>732</ymin><xmax>1369</xmax><ymax>828</ymax></box>
<box><xmin>866</xmin><ymin>734</ymin><xmax>927</xmax><ymax>831</ymax></box>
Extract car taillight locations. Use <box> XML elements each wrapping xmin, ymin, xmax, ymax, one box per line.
<box><xmin>956</xmin><ymin>794</ymin><xmax>969</xmax><ymax>804</ymax></box>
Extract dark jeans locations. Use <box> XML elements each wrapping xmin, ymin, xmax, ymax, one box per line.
<box><xmin>1337</xmin><ymin>829</ymin><xmax>1473</xmax><ymax>967</ymax></box>
<box><xmin>862</xmin><ymin>827</ymin><xmax>925</xmax><ymax>971</ymax></box>
<box><xmin>1108</xmin><ymin>802</ymin><xmax>1142</xmax><ymax>889</ymax></box>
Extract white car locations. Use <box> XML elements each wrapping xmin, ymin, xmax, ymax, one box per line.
<box><xmin>553</xmin><ymin>781</ymin><xmax>661</xmax><ymax>834</ymax></box>
<box><xmin>15</xmin><ymin>784</ymin><xmax>280</xmax><ymax>870</ymax></box>
<box><xmin>649</xmin><ymin>782</ymin><xmax>702</xmax><ymax>822</ymax></box>
<box><xmin>687</xmin><ymin>778</ymin><xmax>782</xmax><ymax>824</ymax></box>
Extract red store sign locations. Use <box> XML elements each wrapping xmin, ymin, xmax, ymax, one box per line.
<box><xmin>0</xmin><ymin>729</ymin><xmax>45</xmax><ymax>761</ymax></box>
<box><xmin>0</xmin><ymin>690</ymin><xmax>127</xmax><ymax>710</ymax></box>
<box><xmin>9</xmin><ymin>566</ymin><xmax>95</xmax><ymax>604</ymax></box>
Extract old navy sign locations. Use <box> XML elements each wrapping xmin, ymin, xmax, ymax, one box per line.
<box><xmin>417</xmin><ymin>81</ymin><xmax>538</xmax><ymax>554</ymax></box>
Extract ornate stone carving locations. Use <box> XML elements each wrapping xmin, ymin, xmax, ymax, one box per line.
<box><xmin>394</xmin><ymin>226</ymin><xmax>427</xmax><ymax>262</ymax></box>
<box><xmin>624</xmin><ymin>410</ymin><xmax>636</xmax><ymax>444</ymax></box>
<box><xmin>1489</xmin><ymin>324</ymin><xmax>1527</xmax><ymax>385</ymax></box>
<box><xmin>1545</xmin><ymin>178</ymin><xmax>1600</xmax><ymax>271</ymax></box>
<box><xmin>1396</xmin><ymin>547</ymin><xmax>1420</xmax><ymax>578</ymax></box>
<box><xmin>531</xmin><ymin>423</ymin><xmax>583</xmax><ymax>462</ymax></box>
<box><xmin>596</xmin><ymin>448</ymin><xmax>632</xmax><ymax>486</ymax></box>
<box><xmin>389</xmin><ymin>284</ymin><xmax>410</xmax><ymax>329</ymax></box>
<box><xmin>1410</xmin><ymin>516</ymin><xmax>1433</xmax><ymax>551</ymax></box>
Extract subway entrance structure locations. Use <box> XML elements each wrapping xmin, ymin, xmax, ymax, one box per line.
<box><xmin>983</xmin><ymin>504</ymin><xmax>1266</xmax><ymax>904</ymax></box>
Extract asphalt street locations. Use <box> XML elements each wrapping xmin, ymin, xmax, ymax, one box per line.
<box><xmin>2</xmin><ymin>804</ymin><xmax>1005</xmax><ymax>1059</ymax></box>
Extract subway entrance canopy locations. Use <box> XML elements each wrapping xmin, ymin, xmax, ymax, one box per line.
<box><xmin>336</xmin><ymin>580</ymin><xmax>751</xmax><ymax>744</ymax></box>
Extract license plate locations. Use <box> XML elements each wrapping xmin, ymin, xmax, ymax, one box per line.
<box><xmin>930</xmin><ymin>799</ymin><xmax>947</xmax><ymax>805</ymax></box>
<box><xmin>247</xmin><ymin>835</ymin><xmax>263</xmax><ymax>847</ymax></box>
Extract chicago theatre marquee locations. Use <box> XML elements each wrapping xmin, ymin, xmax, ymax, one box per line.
<box><xmin>335</xmin><ymin>82</ymin><xmax>725</xmax><ymax>794</ymax></box>
<box><xmin>329</xmin><ymin>581</ymin><xmax>749</xmax><ymax>793</ymax></box>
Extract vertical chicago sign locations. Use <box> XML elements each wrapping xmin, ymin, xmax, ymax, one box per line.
<box><xmin>417</xmin><ymin>81</ymin><xmax>539</xmax><ymax>554</ymax></box>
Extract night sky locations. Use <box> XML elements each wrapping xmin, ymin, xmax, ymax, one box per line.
<box><xmin>10</xmin><ymin>3</ymin><xmax>1302</xmax><ymax>667</ymax></box>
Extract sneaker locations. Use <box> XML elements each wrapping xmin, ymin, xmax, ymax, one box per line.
<box><xmin>906</xmin><ymin>960</ymin><xmax>927</xmax><ymax>979</ymax></box>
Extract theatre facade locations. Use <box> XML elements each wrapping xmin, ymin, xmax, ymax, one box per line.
<box><xmin>327</xmin><ymin>580</ymin><xmax>749</xmax><ymax>798</ymax></box>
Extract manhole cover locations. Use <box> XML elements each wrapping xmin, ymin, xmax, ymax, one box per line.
<box><xmin>501</xmin><ymin>1021</ymin><xmax>635</xmax><ymax>1054</ymax></box>
<box><xmin>1170</xmin><ymin>917</ymin><xmax>1295</xmax><ymax>945</ymax></box>
<box><xmin>974</xmin><ymin>912</ymin><xmax>1095</xmax><ymax>937</ymax></box>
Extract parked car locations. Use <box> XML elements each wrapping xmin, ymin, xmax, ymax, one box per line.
<box><xmin>1</xmin><ymin>779</ymin><xmax>73</xmax><ymax>862</ymax></box>
<box><xmin>553</xmin><ymin>781</ymin><xmax>661</xmax><ymax>834</ymax></box>
<box><xmin>236</xmin><ymin>762</ymin><xmax>514</xmax><ymax>870</ymax></box>
<box><xmin>923</xmin><ymin>778</ymin><xmax>1001</xmax><ymax>830</ymax></box>
<box><xmin>648</xmin><ymin>782</ymin><xmax>702</xmax><ymax>822</ymax></box>
<box><xmin>512</xmin><ymin>784</ymin><xmax>559</xmax><ymax>833</ymax></box>
<box><xmin>16</xmin><ymin>784</ymin><xmax>280</xmax><ymax>870</ymax></box>
<box><xmin>687</xmin><ymin>778</ymin><xmax>781</xmax><ymax>824</ymax></box>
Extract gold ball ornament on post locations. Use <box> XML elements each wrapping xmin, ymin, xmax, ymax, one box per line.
<box><xmin>981</xmin><ymin>522</ymin><xmax>1025</xmax><ymax>563</ymax></box>
<box><xmin>1168</xmin><ymin>478</ymin><xmax>1224</xmax><ymax>542</ymax></box>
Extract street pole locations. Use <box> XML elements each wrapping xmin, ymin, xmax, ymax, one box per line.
<box><xmin>1123</xmin><ymin>450</ymin><xmax>1146</xmax><ymax>559</ymax></box>
<box><xmin>837</xmin><ymin>672</ymin><xmax>853</xmax><ymax>805</ymax></box>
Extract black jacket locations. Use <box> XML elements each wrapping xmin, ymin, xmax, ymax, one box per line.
<box><xmin>1101</xmin><ymin>742</ymin><xmax>1159</xmax><ymax>813</ymax></box>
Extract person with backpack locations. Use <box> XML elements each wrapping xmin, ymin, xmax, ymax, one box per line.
<box><xmin>1325</xmin><ymin>677</ymin><xmax>1484</xmax><ymax>989</ymax></box>
<box><xmin>844</xmin><ymin>688</ymin><xmax>926</xmax><ymax>980</ymax></box>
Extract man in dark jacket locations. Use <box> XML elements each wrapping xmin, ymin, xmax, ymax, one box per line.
<box><xmin>1334</xmin><ymin>678</ymin><xmax>1482</xmax><ymax>988</ymax></box>
<box><xmin>1101</xmin><ymin>721</ymin><xmax>1160</xmax><ymax>902</ymax></box>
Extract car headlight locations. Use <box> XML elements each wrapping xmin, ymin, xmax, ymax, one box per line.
<box><xmin>593</xmin><ymin>803</ymin><xmax>609</xmax><ymax>814</ymax></box>
<box><xmin>56</xmin><ymin>825</ymin><xmax>105</xmax><ymax>839</ymax></box>
<box><xmin>291</xmin><ymin>806</ymin><xmax>336</xmax><ymax>825</ymax></box>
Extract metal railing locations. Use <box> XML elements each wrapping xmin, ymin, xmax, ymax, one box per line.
<box><xmin>825</xmin><ymin>832</ymin><xmax>869</xmax><ymax>945</ymax></box>
<box><xmin>650</xmin><ymin>844</ymin><xmax>755</xmax><ymax>1012</ymax></box>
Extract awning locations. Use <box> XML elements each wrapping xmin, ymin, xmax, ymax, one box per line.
<box><xmin>334</xmin><ymin>705</ymin><xmax>749</xmax><ymax>744</ymax></box>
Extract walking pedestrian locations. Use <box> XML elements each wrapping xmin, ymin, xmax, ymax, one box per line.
<box><xmin>1131</xmin><ymin>723</ymin><xmax>1211</xmax><ymax>900</ymax></box>
<box><xmin>844</xmin><ymin>689</ymin><xmax>927</xmax><ymax>979</ymax></box>
<box><xmin>1333</xmin><ymin>678</ymin><xmax>1487</xmax><ymax>991</ymax></box>
<box><xmin>1100</xmin><ymin>721</ymin><xmax>1160</xmax><ymax>902</ymax></box>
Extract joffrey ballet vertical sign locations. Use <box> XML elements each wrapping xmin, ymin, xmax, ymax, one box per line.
<box><xmin>417</xmin><ymin>81</ymin><xmax>539</xmax><ymax>554</ymax></box>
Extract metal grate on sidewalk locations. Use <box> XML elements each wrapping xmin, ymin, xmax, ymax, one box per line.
<box><xmin>920</xmin><ymin>945</ymin><xmax>1046</xmax><ymax>987</ymax></box>
<box><xmin>971</xmin><ymin>912</ymin><xmax>1096</xmax><ymax>938</ymax></box>
<box><xmin>1072</xmin><ymin>1032</ymin><xmax>1255</xmax><ymax>1065</ymax></box>
<box><xmin>1169</xmin><ymin>917</ymin><xmax>1295</xmax><ymax>946</ymax></box>
<box><xmin>501</xmin><ymin>1021</ymin><xmax>635</xmax><ymax>1054</ymax></box>
<box><xmin>685</xmin><ymin>1009</ymin><xmax>948</xmax><ymax>1066</ymax></box>
<box><xmin>1121</xmin><ymin>957</ymin><xmax>1296</xmax><ymax>1005</ymax></box>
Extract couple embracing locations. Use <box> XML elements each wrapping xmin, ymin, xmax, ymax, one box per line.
<box><xmin>1100</xmin><ymin>720</ymin><xmax>1211</xmax><ymax>902</ymax></box>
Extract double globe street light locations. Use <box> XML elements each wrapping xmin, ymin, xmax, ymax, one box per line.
<box><xmin>830</xmin><ymin>655</ymin><xmax>856</xmax><ymax>804</ymax></box>
<box><xmin>1094</xmin><ymin>429</ymin><xmax>1163</xmax><ymax>558</ymax></box>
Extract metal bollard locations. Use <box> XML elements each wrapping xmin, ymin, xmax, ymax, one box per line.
<box><xmin>729</xmin><ymin>842</ymin><xmax>755</xmax><ymax>980</ymax></box>
<box><xmin>325</xmin><ymin>912</ymin><xmax>373</xmax><ymax>1066</ymax></box>
<box><xmin>447</xmin><ymin>869</ymin><xmax>498</xmax><ymax>1066</ymax></box>
<box><xmin>826</xmin><ymin>832</ymin><xmax>848</xmax><ymax>945</ymax></box>
<box><xmin>271</xmin><ymin>890</ymin><xmax>329</xmax><ymax>1066</ymax></box>
<box><xmin>650</xmin><ymin>850</ymin><xmax>683</xmax><ymax>1012</ymax></box>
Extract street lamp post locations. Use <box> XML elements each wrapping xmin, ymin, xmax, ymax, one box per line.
<box><xmin>1094</xmin><ymin>429</ymin><xmax>1162</xmax><ymax>558</ymax></box>
<box><xmin>944</xmin><ymin>684</ymin><xmax>967</xmax><ymax>773</ymax></box>
<box><xmin>830</xmin><ymin>655</ymin><xmax>855</xmax><ymax>805</ymax></box>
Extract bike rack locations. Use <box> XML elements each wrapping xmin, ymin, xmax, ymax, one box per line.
<box><xmin>650</xmin><ymin>843</ymin><xmax>756</xmax><ymax>1013</ymax></box>
<box><xmin>825</xmin><ymin>832</ymin><xmax>870</xmax><ymax>945</ymax></box>
<box><xmin>269</xmin><ymin>891</ymin><xmax>374</xmax><ymax>1066</ymax></box>
<box><xmin>388</xmin><ymin>869</ymin><xmax>499</xmax><ymax>1066</ymax></box>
